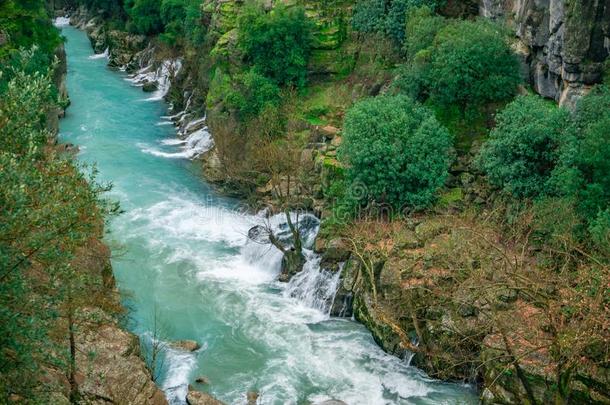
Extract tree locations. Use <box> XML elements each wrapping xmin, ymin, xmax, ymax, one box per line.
<box><xmin>237</xmin><ymin>4</ymin><xmax>313</xmax><ymax>87</ymax></box>
<box><xmin>124</xmin><ymin>0</ymin><xmax>163</xmax><ymax>35</ymax></box>
<box><xmin>352</xmin><ymin>0</ymin><xmax>443</xmax><ymax>45</ymax></box>
<box><xmin>550</xmin><ymin>86</ymin><xmax>610</xmax><ymax>227</ymax></box>
<box><xmin>338</xmin><ymin>95</ymin><xmax>453</xmax><ymax>210</ymax></box>
<box><xmin>224</xmin><ymin>70</ymin><xmax>281</xmax><ymax>120</ymax></box>
<box><xmin>477</xmin><ymin>95</ymin><xmax>570</xmax><ymax>198</ymax></box>
<box><xmin>426</xmin><ymin>19</ymin><xmax>520</xmax><ymax>112</ymax></box>
<box><xmin>0</xmin><ymin>50</ymin><xmax>113</xmax><ymax>401</ymax></box>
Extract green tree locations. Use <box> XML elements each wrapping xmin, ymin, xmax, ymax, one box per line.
<box><xmin>225</xmin><ymin>70</ymin><xmax>281</xmax><ymax>120</ymax></box>
<box><xmin>426</xmin><ymin>19</ymin><xmax>520</xmax><ymax>112</ymax></box>
<box><xmin>352</xmin><ymin>0</ymin><xmax>443</xmax><ymax>45</ymax></box>
<box><xmin>124</xmin><ymin>0</ymin><xmax>163</xmax><ymax>35</ymax></box>
<box><xmin>237</xmin><ymin>4</ymin><xmax>313</xmax><ymax>87</ymax></box>
<box><xmin>0</xmin><ymin>50</ymin><xmax>112</xmax><ymax>401</ymax></box>
<box><xmin>551</xmin><ymin>86</ymin><xmax>610</xmax><ymax>227</ymax></box>
<box><xmin>0</xmin><ymin>0</ymin><xmax>62</xmax><ymax>61</ymax></box>
<box><xmin>477</xmin><ymin>95</ymin><xmax>570</xmax><ymax>198</ymax></box>
<box><xmin>403</xmin><ymin>5</ymin><xmax>444</xmax><ymax>61</ymax></box>
<box><xmin>339</xmin><ymin>95</ymin><xmax>453</xmax><ymax>210</ymax></box>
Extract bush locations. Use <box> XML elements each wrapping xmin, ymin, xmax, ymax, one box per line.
<box><xmin>426</xmin><ymin>19</ymin><xmax>520</xmax><ymax>111</ymax></box>
<box><xmin>237</xmin><ymin>4</ymin><xmax>313</xmax><ymax>87</ymax></box>
<box><xmin>224</xmin><ymin>70</ymin><xmax>281</xmax><ymax>119</ymax></box>
<box><xmin>477</xmin><ymin>95</ymin><xmax>569</xmax><ymax>198</ymax></box>
<box><xmin>551</xmin><ymin>86</ymin><xmax>610</xmax><ymax>222</ymax></box>
<box><xmin>124</xmin><ymin>0</ymin><xmax>163</xmax><ymax>35</ymax></box>
<box><xmin>339</xmin><ymin>95</ymin><xmax>453</xmax><ymax>210</ymax></box>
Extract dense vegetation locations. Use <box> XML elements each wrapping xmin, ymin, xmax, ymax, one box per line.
<box><xmin>0</xmin><ymin>3</ymin><xmax>116</xmax><ymax>401</ymax></box>
<box><xmin>339</xmin><ymin>95</ymin><xmax>452</xmax><ymax>210</ymax></box>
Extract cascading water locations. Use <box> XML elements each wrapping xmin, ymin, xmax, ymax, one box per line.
<box><xmin>58</xmin><ymin>22</ymin><xmax>477</xmax><ymax>405</ymax></box>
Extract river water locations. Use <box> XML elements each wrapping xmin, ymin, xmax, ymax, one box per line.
<box><xmin>58</xmin><ymin>24</ymin><xmax>476</xmax><ymax>405</ymax></box>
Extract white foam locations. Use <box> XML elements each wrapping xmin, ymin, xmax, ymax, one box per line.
<box><xmin>139</xmin><ymin>127</ymin><xmax>213</xmax><ymax>160</ymax></box>
<box><xmin>54</xmin><ymin>16</ymin><xmax>70</xmax><ymax>27</ymax></box>
<box><xmin>88</xmin><ymin>47</ymin><xmax>109</xmax><ymax>60</ymax></box>
<box><xmin>161</xmin><ymin>347</ymin><xmax>198</xmax><ymax>404</ymax></box>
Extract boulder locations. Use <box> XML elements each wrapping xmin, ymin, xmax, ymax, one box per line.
<box><xmin>142</xmin><ymin>81</ymin><xmax>158</xmax><ymax>92</ymax></box>
<box><xmin>171</xmin><ymin>339</ymin><xmax>200</xmax><ymax>352</ymax></box>
<box><xmin>246</xmin><ymin>391</ymin><xmax>259</xmax><ymax>404</ymax></box>
<box><xmin>320</xmin><ymin>238</ymin><xmax>351</xmax><ymax>269</ymax></box>
<box><xmin>186</xmin><ymin>390</ymin><xmax>225</xmax><ymax>405</ymax></box>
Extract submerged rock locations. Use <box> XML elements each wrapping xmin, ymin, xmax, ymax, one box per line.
<box><xmin>195</xmin><ymin>376</ymin><xmax>210</xmax><ymax>385</ymax></box>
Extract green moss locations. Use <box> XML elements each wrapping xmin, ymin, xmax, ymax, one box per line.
<box><xmin>438</xmin><ymin>187</ymin><xmax>464</xmax><ymax>207</ymax></box>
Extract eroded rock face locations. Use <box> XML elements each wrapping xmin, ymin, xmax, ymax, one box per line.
<box><xmin>480</xmin><ymin>0</ymin><xmax>610</xmax><ymax>108</ymax></box>
<box><xmin>76</xmin><ymin>324</ymin><xmax>168</xmax><ymax>405</ymax></box>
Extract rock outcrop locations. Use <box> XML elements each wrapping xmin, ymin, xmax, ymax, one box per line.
<box><xmin>480</xmin><ymin>0</ymin><xmax>610</xmax><ymax>108</ymax></box>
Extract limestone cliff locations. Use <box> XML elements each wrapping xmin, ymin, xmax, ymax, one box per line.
<box><xmin>480</xmin><ymin>0</ymin><xmax>610</xmax><ymax>108</ymax></box>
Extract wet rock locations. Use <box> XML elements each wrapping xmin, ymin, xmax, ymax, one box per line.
<box><xmin>195</xmin><ymin>376</ymin><xmax>210</xmax><ymax>384</ymax></box>
<box><xmin>186</xmin><ymin>389</ymin><xmax>225</xmax><ymax>405</ymax></box>
<box><xmin>246</xmin><ymin>391</ymin><xmax>259</xmax><ymax>404</ymax></box>
<box><xmin>320</xmin><ymin>238</ymin><xmax>350</xmax><ymax>269</ymax></box>
<box><xmin>142</xmin><ymin>81</ymin><xmax>158</xmax><ymax>92</ymax></box>
<box><xmin>171</xmin><ymin>339</ymin><xmax>200</xmax><ymax>352</ymax></box>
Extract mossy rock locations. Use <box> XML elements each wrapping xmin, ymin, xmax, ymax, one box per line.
<box><xmin>414</xmin><ymin>219</ymin><xmax>449</xmax><ymax>242</ymax></box>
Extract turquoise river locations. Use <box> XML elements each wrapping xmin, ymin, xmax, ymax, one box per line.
<box><xmin>58</xmin><ymin>24</ymin><xmax>477</xmax><ymax>405</ymax></box>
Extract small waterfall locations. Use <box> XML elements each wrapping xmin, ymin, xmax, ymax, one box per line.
<box><xmin>253</xmin><ymin>212</ymin><xmax>344</xmax><ymax>317</ymax></box>
<box><xmin>126</xmin><ymin>58</ymin><xmax>182</xmax><ymax>101</ymax></box>
<box><xmin>54</xmin><ymin>16</ymin><xmax>70</xmax><ymax>27</ymax></box>
<box><xmin>88</xmin><ymin>47</ymin><xmax>109</xmax><ymax>60</ymax></box>
<box><xmin>283</xmin><ymin>253</ymin><xmax>342</xmax><ymax>315</ymax></box>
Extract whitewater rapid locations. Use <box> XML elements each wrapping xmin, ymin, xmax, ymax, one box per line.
<box><xmin>57</xmin><ymin>23</ymin><xmax>477</xmax><ymax>405</ymax></box>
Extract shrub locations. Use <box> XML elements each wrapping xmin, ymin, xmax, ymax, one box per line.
<box><xmin>339</xmin><ymin>95</ymin><xmax>453</xmax><ymax>210</ymax></box>
<box><xmin>224</xmin><ymin>70</ymin><xmax>281</xmax><ymax>119</ymax></box>
<box><xmin>551</xmin><ymin>86</ymin><xmax>610</xmax><ymax>222</ymax></box>
<box><xmin>124</xmin><ymin>0</ymin><xmax>163</xmax><ymax>35</ymax></box>
<box><xmin>426</xmin><ymin>19</ymin><xmax>520</xmax><ymax>111</ymax></box>
<box><xmin>477</xmin><ymin>95</ymin><xmax>569</xmax><ymax>198</ymax></box>
<box><xmin>237</xmin><ymin>4</ymin><xmax>313</xmax><ymax>87</ymax></box>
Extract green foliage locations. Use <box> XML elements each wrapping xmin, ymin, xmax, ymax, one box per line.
<box><xmin>224</xmin><ymin>70</ymin><xmax>281</xmax><ymax>119</ymax></box>
<box><xmin>352</xmin><ymin>0</ymin><xmax>443</xmax><ymax>45</ymax></box>
<box><xmin>124</xmin><ymin>0</ymin><xmax>163</xmax><ymax>35</ymax></box>
<box><xmin>0</xmin><ymin>50</ymin><xmax>111</xmax><ymax>400</ymax></box>
<box><xmin>551</xmin><ymin>86</ymin><xmax>610</xmax><ymax>224</ymax></box>
<box><xmin>426</xmin><ymin>19</ymin><xmax>520</xmax><ymax>111</ymax></box>
<box><xmin>477</xmin><ymin>95</ymin><xmax>569</xmax><ymax>198</ymax></box>
<box><xmin>403</xmin><ymin>5</ymin><xmax>444</xmax><ymax>61</ymax></box>
<box><xmin>237</xmin><ymin>4</ymin><xmax>313</xmax><ymax>87</ymax></box>
<box><xmin>339</xmin><ymin>95</ymin><xmax>453</xmax><ymax>210</ymax></box>
<box><xmin>0</xmin><ymin>0</ymin><xmax>62</xmax><ymax>61</ymax></box>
